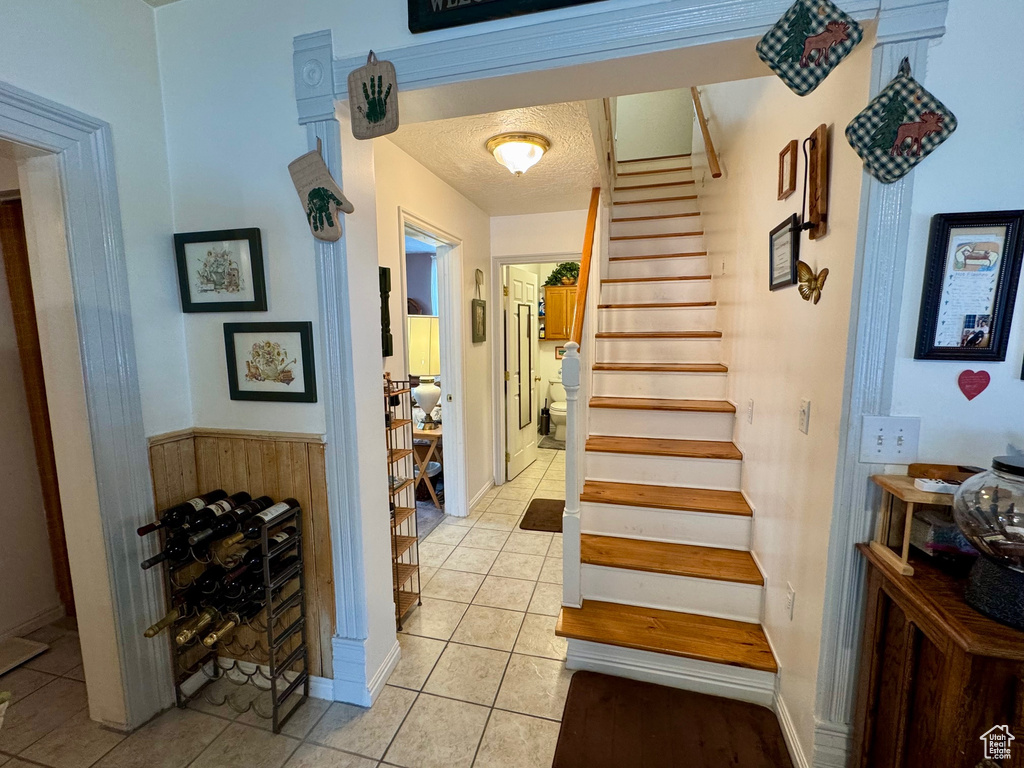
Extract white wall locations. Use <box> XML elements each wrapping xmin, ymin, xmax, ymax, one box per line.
<box><xmin>374</xmin><ymin>139</ymin><xmax>494</xmax><ymax>500</ymax></box>
<box><xmin>891</xmin><ymin>0</ymin><xmax>1024</xmax><ymax>465</ymax></box>
<box><xmin>0</xmin><ymin>207</ymin><xmax>62</xmax><ymax>641</ymax></box>
<box><xmin>693</xmin><ymin>39</ymin><xmax>872</xmax><ymax>760</ymax></box>
<box><xmin>615</xmin><ymin>89</ymin><xmax>694</xmax><ymax>161</ymax></box>
<box><xmin>405</xmin><ymin>251</ymin><xmax>435</xmax><ymax>315</ymax></box>
<box><xmin>0</xmin><ymin>156</ymin><xmax>18</xmax><ymax>192</ymax></box>
<box><xmin>0</xmin><ymin>0</ymin><xmax>189</xmax><ymax>437</ymax></box>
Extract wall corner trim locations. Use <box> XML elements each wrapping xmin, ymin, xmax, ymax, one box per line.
<box><xmin>294</xmin><ymin>30</ymin><xmax>337</xmax><ymax>125</ymax></box>
<box><xmin>331</xmin><ymin>635</ymin><xmax>400</xmax><ymax>707</ymax></box>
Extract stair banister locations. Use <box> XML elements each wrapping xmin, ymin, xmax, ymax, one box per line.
<box><xmin>562</xmin><ymin>187</ymin><xmax>601</xmax><ymax>608</ymax></box>
<box><xmin>690</xmin><ymin>87</ymin><xmax>723</xmax><ymax>179</ymax></box>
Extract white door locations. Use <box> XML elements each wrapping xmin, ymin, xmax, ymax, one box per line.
<box><xmin>504</xmin><ymin>265</ymin><xmax>539</xmax><ymax>480</ymax></box>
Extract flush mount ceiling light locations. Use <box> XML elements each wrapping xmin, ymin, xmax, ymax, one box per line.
<box><xmin>486</xmin><ymin>133</ymin><xmax>550</xmax><ymax>176</ymax></box>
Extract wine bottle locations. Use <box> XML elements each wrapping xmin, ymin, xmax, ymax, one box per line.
<box><xmin>177</xmin><ymin>492</ymin><xmax>253</xmax><ymax>537</ymax></box>
<box><xmin>144</xmin><ymin>607</ymin><xmax>182</xmax><ymax>638</ymax></box>
<box><xmin>222</xmin><ymin>526</ymin><xmax>299</xmax><ymax>584</ymax></box>
<box><xmin>221</xmin><ymin>499</ymin><xmax>299</xmax><ymax>547</ymax></box>
<box><xmin>186</xmin><ymin>495</ymin><xmax>274</xmax><ymax>546</ymax></box>
<box><xmin>202</xmin><ymin>600</ymin><xmax>264</xmax><ymax>648</ymax></box>
<box><xmin>137</xmin><ymin>490</ymin><xmax>228</xmax><ymax>536</ymax></box>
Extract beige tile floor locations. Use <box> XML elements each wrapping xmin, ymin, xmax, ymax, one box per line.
<box><xmin>0</xmin><ymin>450</ymin><xmax>568</xmax><ymax>768</ymax></box>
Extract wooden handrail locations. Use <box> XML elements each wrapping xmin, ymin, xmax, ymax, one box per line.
<box><xmin>570</xmin><ymin>187</ymin><xmax>602</xmax><ymax>345</ymax></box>
<box><xmin>691</xmin><ymin>87</ymin><xmax>722</xmax><ymax>179</ymax></box>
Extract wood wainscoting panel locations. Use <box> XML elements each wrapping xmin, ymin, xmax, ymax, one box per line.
<box><xmin>148</xmin><ymin>428</ymin><xmax>335</xmax><ymax>678</ymax></box>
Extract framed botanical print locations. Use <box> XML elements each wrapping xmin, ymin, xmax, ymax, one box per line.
<box><xmin>769</xmin><ymin>214</ymin><xmax>800</xmax><ymax>290</ymax></box>
<box><xmin>915</xmin><ymin>210</ymin><xmax>1024</xmax><ymax>361</ymax></box>
<box><xmin>175</xmin><ymin>228</ymin><xmax>267</xmax><ymax>312</ymax></box>
<box><xmin>471</xmin><ymin>299</ymin><xmax>486</xmax><ymax>343</ymax></box>
<box><xmin>224</xmin><ymin>322</ymin><xmax>317</xmax><ymax>402</ymax></box>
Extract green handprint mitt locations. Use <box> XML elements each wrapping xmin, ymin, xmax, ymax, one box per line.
<box><xmin>288</xmin><ymin>149</ymin><xmax>354</xmax><ymax>243</ymax></box>
<box><xmin>347</xmin><ymin>51</ymin><xmax>399</xmax><ymax>140</ymax></box>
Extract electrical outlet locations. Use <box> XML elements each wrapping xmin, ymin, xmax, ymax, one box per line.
<box><xmin>860</xmin><ymin>416</ymin><xmax>921</xmax><ymax>464</ymax></box>
<box><xmin>747</xmin><ymin>399</ymin><xmax>754</xmax><ymax>424</ymax></box>
<box><xmin>798</xmin><ymin>399</ymin><xmax>811</xmax><ymax>434</ymax></box>
<box><xmin>785</xmin><ymin>583</ymin><xmax>795</xmax><ymax>620</ymax></box>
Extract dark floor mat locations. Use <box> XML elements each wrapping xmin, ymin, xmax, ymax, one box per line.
<box><xmin>553</xmin><ymin>671</ymin><xmax>794</xmax><ymax>768</ymax></box>
<box><xmin>520</xmin><ymin>498</ymin><xmax>564</xmax><ymax>532</ymax></box>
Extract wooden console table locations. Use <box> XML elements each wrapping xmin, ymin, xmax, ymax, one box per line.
<box><xmin>852</xmin><ymin>543</ymin><xmax>1024</xmax><ymax>768</ymax></box>
<box><xmin>413</xmin><ymin>425</ymin><xmax>443</xmax><ymax>510</ymax></box>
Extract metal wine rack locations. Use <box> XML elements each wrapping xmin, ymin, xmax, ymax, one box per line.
<box><xmin>156</xmin><ymin>500</ymin><xmax>309</xmax><ymax>734</ymax></box>
<box><xmin>385</xmin><ymin>375</ymin><xmax>422</xmax><ymax>630</ymax></box>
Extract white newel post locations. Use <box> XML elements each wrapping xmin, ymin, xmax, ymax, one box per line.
<box><xmin>562</xmin><ymin>341</ymin><xmax>582</xmax><ymax>608</ymax></box>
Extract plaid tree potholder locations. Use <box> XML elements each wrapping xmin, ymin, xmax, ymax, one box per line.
<box><xmin>756</xmin><ymin>0</ymin><xmax>864</xmax><ymax>96</ymax></box>
<box><xmin>845</xmin><ymin>59</ymin><xmax>958</xmax><ymax>184</ymax></box>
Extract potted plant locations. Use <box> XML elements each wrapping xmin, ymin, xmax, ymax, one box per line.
<box><xmin>544</xmin><ymin>262</ymin><xmax>580</xmax><ymax>286</ymax></box>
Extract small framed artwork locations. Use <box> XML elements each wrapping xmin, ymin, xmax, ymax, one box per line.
<box><xmin>224</xmin><ymin>322</ymin><xmax>317</xmax><ymax>402</ymax></box>
<box><xmin>915</xmin><ymin>210</ymin><xmax>1024</xmax><ymax>362</ymax></box>
<box><xmin>778</xmin><ymin>140</ymin><xmax>797</xmax><ymax>200</ymax></box>
<box><xmin>769</xmin><ymin>214</ymin><xmax>800</xmax><ymax>291</ymax></box>
<box><xmin>175</xmin><ymin>228</ymin><xmax>267</xmax><ymax>313</ymax></box>
<box><xmin>471</xmin><ymin>298</ymin><xmax>486</xmax><ymax>343</ymax></box>
<box><xmin>554</xmin><ymin>345</ymin><xmax>566</xmax><ymax>360</ymax></box>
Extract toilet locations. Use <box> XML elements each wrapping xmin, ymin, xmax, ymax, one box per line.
<box><xmin>548</xmin><ymin>372</ymin><xmax>567</xmax><ymax>442</ymax></box>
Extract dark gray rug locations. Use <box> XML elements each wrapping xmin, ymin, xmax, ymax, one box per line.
<box><xmin>521</xmin><ymin>498</ymin><xmax>564</xmax><ymax>533</ymax></box>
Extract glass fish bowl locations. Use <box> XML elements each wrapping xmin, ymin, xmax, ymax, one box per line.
<box><xmin>952</xmin><ymin>456</ymin><xmax>1024</xmax><ymax>629</ymax></box>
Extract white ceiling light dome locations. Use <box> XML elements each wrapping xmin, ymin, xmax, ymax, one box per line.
<box><xmin>486</xmin><ymin>133</ymin><xmax>551</xmax><ymax>176</ymax></box>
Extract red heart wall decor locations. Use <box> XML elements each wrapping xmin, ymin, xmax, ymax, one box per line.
<box><xmin>957</xmin><ymin>370</ymin><xmax>990</xmax><ymax>401</ymax></box>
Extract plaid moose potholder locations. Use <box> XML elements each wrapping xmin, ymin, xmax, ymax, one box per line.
<box><xmin>756</xmin><ymin>0</ymin><xmax>864</xmax><ymax>96</ymax></box>
<box><xmin>845</xmin><ymin>59</ymin><xmax>958</xmax><ymax>184</ymax></box>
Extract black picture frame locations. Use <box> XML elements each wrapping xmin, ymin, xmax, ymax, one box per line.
<box><xmin>914</xmin><ymin>210</ymin><xmax>1024</xmax><ymax>362</ymax></box>
<box><xmin>408</xmin><ymin>0</ymin><xmax>604</xmax><ymax>33</ymax></box>
<box><xmin>224</xmin><ymin>322</ymin><xmax>317</xmax><ymax>403</ymax></box>
<box><xmin>472</xmin><ymin>298</ymin><xmax>487</xmax><ymax>343</ymax></box>
<box><xmin>174</xmin><ymin>228</ymin><xmax>267</xmax><ymax>313</ymax></box>
<box><xmin>769</xmin><ymin>214</ymin><xmax>800</xmax><ymax>291</ymax></box>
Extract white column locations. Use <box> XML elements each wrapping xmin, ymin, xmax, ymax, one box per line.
<box><xmin>562</xmin><ymin>340</ymin><xmax>582</xmax><ymax>608</ymax></box>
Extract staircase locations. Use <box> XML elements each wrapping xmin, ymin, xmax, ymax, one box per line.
<box><xmin>556</xmin><ymin>154</ymin><xmax>778</xmax><ymax>706</ymax></box>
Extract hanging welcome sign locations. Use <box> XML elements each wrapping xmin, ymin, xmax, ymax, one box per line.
<box><xmin>408</xmin><ymin>0</ymin><xmax>605</xmax><ymax>33</ymax></box>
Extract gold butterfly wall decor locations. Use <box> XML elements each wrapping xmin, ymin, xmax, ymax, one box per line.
<box><xmin>797</xmin><ymin>261</ymin><xmax>829</xmax><ymax>304</ymax></box>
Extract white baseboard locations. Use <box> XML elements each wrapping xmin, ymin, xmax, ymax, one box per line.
<box><xmin>469</xmin><ymin>482</ymin><xmax>494</xmax><ymax>511</ymax></box>
<box><xmin>308</xmin><ymin>675</ymin><xmax>334</xmax><ymax>701</ymax></box>
<box><xmin>0</xmin><ymin>603</ymin><xmax>65</xmax><ymax>643</ymax></box>
<box><xmin>774</xmin><ymin>691</ymin><xmax>811</xmax><ymax>768</ymax></box>
<box><xmin>367</xmin><ymin>638</ymin><xmax>401</xmax><ymax>703</ymax></box>
<box><xmin>566</xmin><ymin>638</ymin><xmax>775</xmax><ymax>707</ymax></box>
<box><xmin>812</xmin><ymin>719</ymin><xmax>853</xmax><ymax>767</ymax></box>
<box><xmin>330</xmin><ymin>635</ymin><xmax>401</xmax><ymax>706</ymax></box>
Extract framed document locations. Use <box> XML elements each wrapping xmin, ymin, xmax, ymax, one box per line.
<box><xmin>915</xmin><ymin>211</ymin><xmax>1024</xmax><ymax>361</ymax></box>
<box><xmin>769</xmin><ymin>214</ymin><xmax>800</xmax><ymax>291</ymax></box>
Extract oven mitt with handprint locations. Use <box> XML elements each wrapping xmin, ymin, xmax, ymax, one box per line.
<box><xmin>756</xmin><ymin>0</ymin><xmax>863</xmax><ymax>96</ymax></box>
<box><xmin>347</xmin><ymin>51</ymin><xmax>399</xmax><ymax>140</ymax></box>
<box><xmin>845</xmin><ymin>57</ymin><xmax>957</xmax><ymax>183</ymax></box>
<box><xmin>288</xmin><ymin>148</ymin><xmax>354</xmax><ymax>242</ymax></box>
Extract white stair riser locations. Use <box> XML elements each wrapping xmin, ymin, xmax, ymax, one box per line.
<box><xmin>616</xmin><ymin>169</ymin><xmax>694</xmax><ymax>187</ymax></box>
<box><xmin>592</xmin><ymin>370</ymin><xmax>728</xmax><ymax>399</ymax></box>
<box><xmin>565</xmin><ymin>639</ymin><xmax>775</xmax><ymax>708</ymax></box>
<box><xmin>585</xmin><ymin>451</ymin><xmax>742</xmax><ymax>490</ymax></box>
<box><xmin>581</xmin><ymin>501</ymin><xmax>752</xmax><ymax>550</ymax></box>
<box><xmin>613</xmin><ymin>199</ymin><xmax>699</xmax><ymax>218</ymax></box>
<box><xmin>613</xmin><ymin>183</ymin><xmax>695</xmax><ymax>203</ymax></box>
<box><xmin>581</xmin><ymin>565</ymin><xmax>762</xmax><ymax>623</ymax></box>
<box><xmin>607</xmin><ymin>256</ymin><xmax>709</xmax><ymax>280</ymax></box>
<box><xmin>610</xmin><ymin>235</ymin><xmax>704</xmax><ymax>258</ymax></box>
<box><xmin>611</xmin><ymin>215</ymin><xmax>702</xmax><ymax>238</ymax></box>
<box><xmin>600</xmin><ymin>279</ymin><xmax>712</xmax><ymax>304</ymax></box>
<box><xmin>616</xmin><ymin>157</ymin><xmax>692</xmax><ymax>174</ymax></box>
<box><xmin>588</xmin><ymin>406</ymin><xmax>734</xmax><ymax>441</ymax></box>
<box><xmin>596</xmin><ymin>337</ymin><xmax>720</xmax><ymax>362</ymax></box>
<box><xmin>598</xmin><ymin>306</ymin><xmax>717</xmax><ymax>333</ymax></box>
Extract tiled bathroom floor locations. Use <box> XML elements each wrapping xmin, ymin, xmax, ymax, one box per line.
<box><xmin>0</xmin><ymin>449</ymin><xmax>568</xmax><ymax>768</ymax></box>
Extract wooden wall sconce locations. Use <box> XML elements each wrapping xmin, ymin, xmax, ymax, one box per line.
<box><xmin>804</xmin><ymin>123</ymin><xmax>830</xmax><ymax>240</ymax></box>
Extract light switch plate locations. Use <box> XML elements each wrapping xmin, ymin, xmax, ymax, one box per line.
<box><xmin>860</xmin><ymin>415</ymin><xmax>921</xmax><ymax>464</ymax></box>
<box><xmin>747</xmin><ymin>399</ymin><xmax>754</xmax><ymax>424</ymax></box>
<box><xmin>785</xmin><ymin>583</ymin><xmax>795</xmax><ymax>620</ymax></box>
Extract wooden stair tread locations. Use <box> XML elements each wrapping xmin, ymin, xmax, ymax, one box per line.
<box><xmin>612</xmin><ymin>195</ymin><xmax>699</xmax><ymax>206</ymax></box>
<box><xmin>610</xmin><ymin>231</ymin><xmax>704</xmax><ymax>241</ymax></box>
<box><xmin>589</xmin><ymin>396</ymin><xmax>735</xmax><ymax>413</ymax></box>
<box><xmin>609</xmin><ymin>251</ymin><xmax>708</xmax><ymax>262</ymax></box>
<box><xmin>598</xmin><ymin>301</ymin><xmax>716</xmax><ymax>309</ymax></box>
<box><xmin>617</xmin><ymin>167</ymin><xmax>693</xmax><ymax>177</ymax></box>
<box><xmin>580</xmin><ymin>534</ymin><xmax>763</xmax><ymax>585</ymax></box>
<box><xmin>556</xmin><ymin>600</ymin><xmax>777</xmax><ymax>673</ymax></box>
<box><xmin>601</xmin><ymin>275</ymin><xmax>711</xmax><ymax>284</ymax></box>
<box><xmin>618</xmin><ymin>153</ymin><xmax>692</xmax><ymax>163</ymax></box>
<box><xmin>611</xmin><ymin>212</ymin><xmax>701</xmax><ymax>222</ymax></box>
<box><xmin>593</xmin><ymin>362</ymin><xmax>728</xmax><ymax>373</ymax></box>
<box><xmin>581</xmin><ymin>480</ymin><xmax>751</xmax><ymax>516</ymax></box>
<box><xmin>615</xmin><ymin>180</ymin><xmax>697</xmax><ymax>191</ymax></box>
<box><xmin>586</xmin><ymin>436</ymin><xmax>742</xmax><ymax>461</ymax></box>
<box><xmin>596</xmin><ymin>331</ymin><xmax>721</xmax><ymax>339</ymax></box>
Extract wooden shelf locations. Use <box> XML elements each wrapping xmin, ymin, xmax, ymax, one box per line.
<box><xmin>388</xmin><ymin>448</ymin><xmax>413</xmax><ymax>464</ymax></box>
<box><xmin>392</xmin><ymin>506</ymin><xmax>415</xmax><ymax>527</ymax></box>
<box><xmin>389</xmin><ymin>387</ymin><xmax>411</xmax><ymax>396</ymax></box>
<box><xmin>393</xmin><ymin>562</ymin><xmax>418</xmax><ymax>589</ymax></box>
<box><xmin>389</xmin><ymin>478</ymin><xmax>413</xmax><ymax>496</ymax></box>
<box><xmin>388</xmin><ymin>418</ymin><xmax>412</xmax><ymax>431</ymax></box>
<box><xmin>385</xmin><ymin>376</ymin><xmax>421</xmax><ymax>632</ymax></box>
<box><xmin>397</xmin><ymin>590</ymin><xmax>420</xmax><ymax>619</ymax></box>
<box><xmin>393</xmin><ymin>535</ymin><xmax>417</xmax><ymax>559</ymax></box>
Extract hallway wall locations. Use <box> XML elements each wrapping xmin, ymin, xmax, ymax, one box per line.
<box><xmin>693</xmin><ymin>40</ymin><xmax>873</xmax><ymax>759</ymax></box>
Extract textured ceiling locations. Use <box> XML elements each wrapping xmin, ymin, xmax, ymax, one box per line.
<box><xmin>387</xmin><ymin>101</ymin><xmax>600</xmax><ymax>216</ymax></box>
<box><xmin>142</xmin><ymin>0</ymin><xmax>184</xmax><ymax>6</ymax></box>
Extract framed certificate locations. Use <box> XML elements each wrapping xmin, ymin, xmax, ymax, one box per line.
<box><xmin>769</xmin><ymin>214</ymin><xmax>800</xmax><ymax>291</ymax></box>
<box><xmin>915</xmin><ymin>211</ymin><xmax>1024</xmax><ymax>361</ymax></box>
